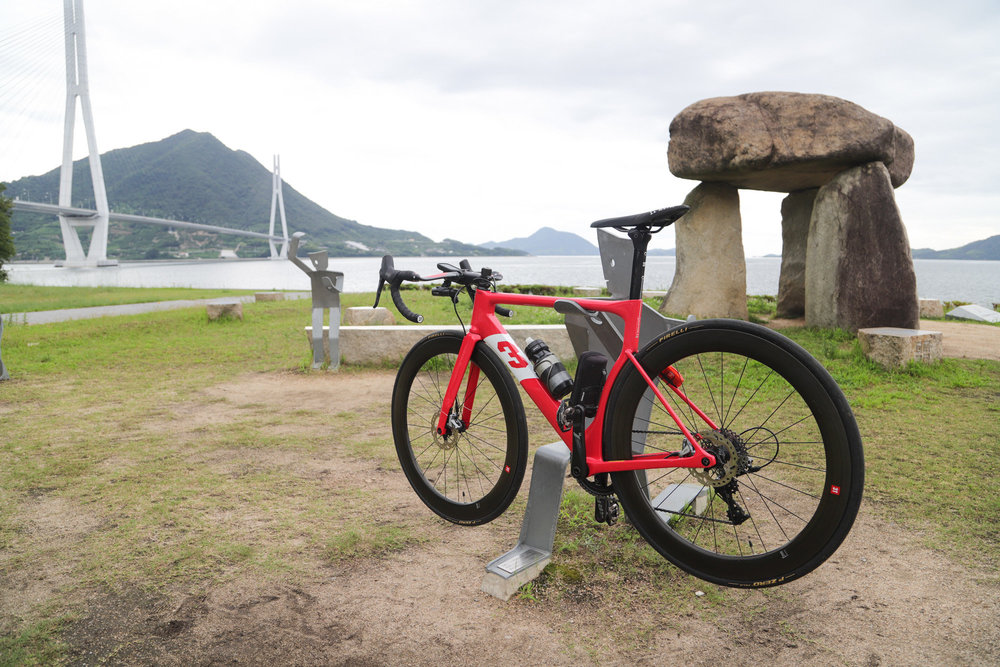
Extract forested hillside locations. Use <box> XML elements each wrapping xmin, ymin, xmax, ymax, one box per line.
<box><xmin>912</xmin><ymin>235</ymin><xmax>1000</xmax><ymax>261</ymax></box>
<box><xmin>4</xmin><ymin>130</ymin><xmax>523</xmax><ymax>260</ymax></box>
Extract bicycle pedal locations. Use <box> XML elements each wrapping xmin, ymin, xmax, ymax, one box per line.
<box><xmin>594</xmin><ymin>496</ymin><xmax>619</xmax><ymax>526</ymax></box>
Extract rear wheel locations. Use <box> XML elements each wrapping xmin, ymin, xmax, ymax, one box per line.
<box><xmin>392</xmin><ymin>331</ymin><xmax>528</xmax><ymax>525</ymax></box>
<box><xmin>606</xmin><ymin>319</ymin><xmax>863</xmax><ymax>587</ymax></box>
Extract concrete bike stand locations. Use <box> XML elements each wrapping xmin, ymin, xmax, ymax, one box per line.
<box><xmin>481</xmin><ymin>227</ymin><xmax>706</xmax><ymax>600</ymax></box>
<box><xmin>482</xmin><ymin>441</ymin><xmax>570</xmax><ymax>601</ymax></box>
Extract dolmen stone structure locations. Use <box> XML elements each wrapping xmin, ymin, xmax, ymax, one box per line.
<box><xmin>664</xmin><ymin>91</ymin><xmax>918</xmax><ymax>331</ymax></box>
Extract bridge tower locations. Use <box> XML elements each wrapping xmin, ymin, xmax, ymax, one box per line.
<box><xmin>268</xmin><ymin>155</ymin><xmax>290</xmax><ymax>259</ymax></box>
<box><xmin>57</xmin><ymin>0</ymin><xmax>114</xmax><ymax>267</ymax></box>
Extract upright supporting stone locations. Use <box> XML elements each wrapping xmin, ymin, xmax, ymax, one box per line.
<box><xmin>776</xmin><ymin>189</ymin><xmax>817</xmax><ymax>318</ymax></box>
<box><xmin>806</xmin><ymin>162</ymin><xmax>918</xmax><ymax>331</ymax></box>
<box><xmin>660</xmin><ymin>182</ymin><xmax>748</xmax><ymax>320</ymax></box>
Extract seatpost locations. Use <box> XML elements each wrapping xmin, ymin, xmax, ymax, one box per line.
<box><xmin>627</xmin><ymin>226</ymin><xmax>653</xmax><ymax>300</ymax></box>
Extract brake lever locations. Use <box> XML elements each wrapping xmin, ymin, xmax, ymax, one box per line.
<box><xmin>374</xmin><ymin>255</ymin><xmax>394</xmax><ymax>308</ymax></box>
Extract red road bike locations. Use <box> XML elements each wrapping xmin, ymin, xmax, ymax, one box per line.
<box><xmin>374</xmin><ymin>206</ymin><xmax>864</xmax><ymax>588</ymax></box>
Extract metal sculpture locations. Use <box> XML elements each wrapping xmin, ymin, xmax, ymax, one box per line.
<box><xmin>288</xmin><ymin>232</ymin><xmax>344</xmax><ymax>369</ymax></box>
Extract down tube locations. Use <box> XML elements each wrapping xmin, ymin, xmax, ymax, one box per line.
<box><xmin>478</xmin><ymin>331</ymin><xmax>569</xmax><ymax>444</ymax></box>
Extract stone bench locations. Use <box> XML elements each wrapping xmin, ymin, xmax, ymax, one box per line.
<box><xmin>857</xmin><ymin>327</ymin><xmax>942</xmax><ymax>368</ymax></box>
<box><xmin>343</xmin><ymin>306</ymin><xmax>395</xmax><ymax>326</ymax></box>
<box><xmin>321</xmin><ymin>324</ymin><xmax>573</xmax><ymax>366</ymax></box>
<box><xmin>206</xmin><ymin>301</ymin><xmax>243</xmax><ymax>321</ymax></box>
<box><xmin>919</xmin><ymin>298</ymin><xmax>944</xmax><ymax>319</ymax></box>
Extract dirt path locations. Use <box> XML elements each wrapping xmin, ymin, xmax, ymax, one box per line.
<box><xmin>918</xmin><ymin>319</ymin><xmax>1000</xmax><ymax>361</ymax></box>
<box><xmin>4</xmin><ymin>369</ymin><xmax>997</xmax><ymax>666</ymax></box>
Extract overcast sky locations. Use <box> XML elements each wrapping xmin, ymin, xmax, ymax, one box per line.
<box><xmin>2</xmin><ymin>0</ymin><xmax>998</xmax><ymax>256</ymax></box>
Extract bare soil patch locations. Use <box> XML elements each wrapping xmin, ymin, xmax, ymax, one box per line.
<box><xmin>4</xmin><ymin>370</ymin><xmax>999</xmax><ymax>665</ymax></box>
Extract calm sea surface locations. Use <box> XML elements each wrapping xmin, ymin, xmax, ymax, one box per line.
<box><xmin>5</xmin><ymin>256</ymin><xmax>1000</xmax><ymax>307</ymax></box>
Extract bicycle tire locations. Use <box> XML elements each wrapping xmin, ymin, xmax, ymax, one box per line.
<box><xmin>605</xmin><ymin>319</ymin><xmax>863</xmax><ymax>588</ymax></box>
<box><xmin>392</xmin><ymin>331</ymin><xmax>528</xmax><ymax>526</ymax></box>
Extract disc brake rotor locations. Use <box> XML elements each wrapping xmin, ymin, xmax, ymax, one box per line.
<box><xmin>429</xmin><ymin>414</ymin><xmax>460</xmax><ymax>450</ymax></box>
<box><xmin>692</xmin><ymin>430</ymin><xmax>744</xmax><ymax>487</ymax></box>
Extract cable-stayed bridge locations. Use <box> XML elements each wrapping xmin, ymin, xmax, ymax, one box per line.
<box><xmin>3</xmin><ymin>0</ymin><xmax>291</xmax><ymax>267</ymax></box>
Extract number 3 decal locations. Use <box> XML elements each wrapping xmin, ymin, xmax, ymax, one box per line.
<box><xmin>496</xmin><ymin>341</ymin><xmax>528</xmax><ymax>368</ymax></box>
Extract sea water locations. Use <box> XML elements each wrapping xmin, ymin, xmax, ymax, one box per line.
<box><xmin>5</xmin><ymin>257</ymin><xmax>999</xmax><ymax>307</ymax></box>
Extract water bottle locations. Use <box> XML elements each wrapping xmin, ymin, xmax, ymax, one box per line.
<box><xmin>524</xmin><ymin>338</ymin><xmax>574</xmax><ymax>399</ymax></box>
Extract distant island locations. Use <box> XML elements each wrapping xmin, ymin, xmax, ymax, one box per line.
<box><xmin>483</xmin><ymin>226</ymin><xmax>675</xmax><ymax>256</ymax></box>
<box><xmin>911</xmin><ymin>235</ymin><xmax>1000</xmax><ymax>261</ymax></box>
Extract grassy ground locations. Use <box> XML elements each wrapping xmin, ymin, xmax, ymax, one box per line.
<box><xmin>1</xmin><ymin>288</ymin><xmax>998</xmax><ymax>662</ymax></box>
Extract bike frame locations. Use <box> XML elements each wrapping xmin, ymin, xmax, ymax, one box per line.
<box><xmin>437</xmin><ymin>290</ymin><xmax>719</xmax><ymax>474</ymax></box>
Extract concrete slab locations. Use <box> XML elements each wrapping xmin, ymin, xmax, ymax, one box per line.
<box><xmin>338</xmin><ymin>324</ymin><xmax>573</xmax><ymax>366</ymax></box>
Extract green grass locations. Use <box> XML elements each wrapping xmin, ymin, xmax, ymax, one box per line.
<box><xmin>0</xmin><ymin>616</ymin><xmax>71</xmax><ymax>667</ymax></box>
<box><xmin>2</xmin><ymin>286</ymin><xmax>999</xmax><ymax>662</ymax></box>
<box><xmin>781</xmin><ymin>326</ymin><xmax>1000</xmax><ymax>564</ymax></box>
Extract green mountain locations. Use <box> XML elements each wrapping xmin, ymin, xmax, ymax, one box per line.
<box><xmin>912</xmin><ymin>235</ymin><xmax>1000</xmax><ymax>261</ymax></box>
<box><xmin>4</xmin><ymin>130</ymin><xmax>525</xmax><ymax>261</ymax></box>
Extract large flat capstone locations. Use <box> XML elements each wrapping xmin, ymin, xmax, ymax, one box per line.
<box><xmin>668</xmin><ymin>92</ymin><xmax>914</xmax><ymax>192</ymax></box>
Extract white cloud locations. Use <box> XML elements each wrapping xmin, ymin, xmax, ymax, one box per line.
<box><xmin>2</xmin><ymin>0</ymin><xmax>998</xmax><ymax>257</ymax></box>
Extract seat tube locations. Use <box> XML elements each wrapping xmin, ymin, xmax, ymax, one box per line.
<box><xmin>627</xmin><ymin>227</ymin><xmax>652</xmax><ymax>300</ymax></box>
<box><xmin>437</xmin><ymin>333</ymin><xmax>480</xmax><ymax>435</ymax></box>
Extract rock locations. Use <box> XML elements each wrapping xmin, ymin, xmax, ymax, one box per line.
<box><xmin>668</xmin><ymin>92</ymin><xmax>914</xmax><ymax>192</ymax></box>
<box><xmin>919</xmin><ymin>298</ymin><xmax>945</xmax><ymax>319</ymax></box>
<box><xmin>206</xmin><ymin>301</ymin><xmax>243</xmax><ymax>321</ymax></box>
<box><xmin>660</xmin><ymin>182</ymin><xmax>749</xmax><ymax>320</ymax></box>
<box><xmin>946</xmin><ymin>304</ymin><xmax>1000</xmax><ymax>323</ymax></box>
<box><xmin>344</xmin><ymin>306</ymin><xmax>396</xmax><ymax>326</ymax></box>
<box><xmin>805</xmin><ymin>162</ymin><xmax>918</xmax><ymax>331</ymax></box>
<box><xmin>776</xmin><ymin>189</ymin><xmax>818</xmax><ymax>318</ymax></box>
<box><xmin>857</xmin><ymin>327</ymin><xmax>943</xmax><ymax>368</ymax></box>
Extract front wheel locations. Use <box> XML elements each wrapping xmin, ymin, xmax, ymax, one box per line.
<box><xmin>605</xmin><ymin>319</ymin><xmax>864</xmax><ymax>588</ymax></box>
<box><xmin>392</xmin><ymin>331</ymin><xmax>528</xmax><ymax>526</ymax></box>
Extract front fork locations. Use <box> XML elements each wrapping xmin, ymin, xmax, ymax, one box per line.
<box><xmin>437</xmin><ymin>335</ymin><xmax>481</xmax><ymax>437</ymax></box>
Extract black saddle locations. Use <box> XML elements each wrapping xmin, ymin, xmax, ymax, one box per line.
<box><xmin>590</xmin><ymin>205</ymin><xmax>689</xmax><ymax>232</ymax></box>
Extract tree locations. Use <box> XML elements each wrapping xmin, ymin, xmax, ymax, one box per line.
<box><xmin>0</xmin><ymin>184</ymin><xmax>15</xmax><ymax>282</ymax></box>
